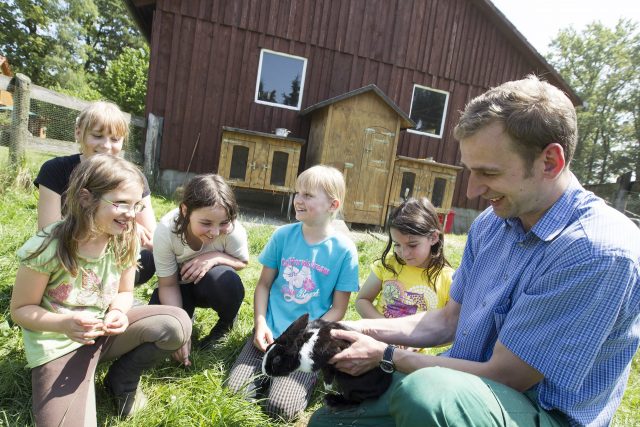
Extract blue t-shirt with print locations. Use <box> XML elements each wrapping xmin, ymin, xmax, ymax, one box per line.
<box><xmin>259</xmin><ymin>222</ymin><xmax>359</xmax><ymax>337</ymax></box>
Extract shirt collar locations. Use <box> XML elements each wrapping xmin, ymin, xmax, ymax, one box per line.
<box><xmin>504</xmin><ymin>173</ymin><xmax>585</xmax><ymax>242</ymax></box>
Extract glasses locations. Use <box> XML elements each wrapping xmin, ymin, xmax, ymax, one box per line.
<box><xmin>100</xmin><ymin>197</ymin><xmax>145</xmax><ymax>214</ymax></box>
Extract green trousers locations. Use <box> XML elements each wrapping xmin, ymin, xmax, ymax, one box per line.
<box><xmin>308</xmin><ymin>367</ymin><xmax>569</xmax><ymax>427</ymax></box>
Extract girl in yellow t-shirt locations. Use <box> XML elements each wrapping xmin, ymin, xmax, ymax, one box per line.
<box><xmin>356</xmin><ymin>198</ymin><xmax>453</xmax><ymax>324</ymax></box>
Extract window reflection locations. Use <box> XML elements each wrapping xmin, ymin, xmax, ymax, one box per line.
<box><xmin>230</xmin><ymin>145</ymin><xmax>249</xmax><ymax>181</ymax></box>
<box><xmin>409</xmin><ymin>85</ymin><xmax>449</xmax><ymax>137</ymax></box>
<box><xmin>432</xmin><ymin>177</ymin><xmax>447</xmax><ymax>207</ymax></box>
<box><xmin>400</xmin><ymin>172</ymin><xmax>416</xmax><ymax>200</ymax></box>
<box><xmin>256</xmin><ymin>49</ymin><xmax>307</xmax><ymax>110</ymax></box>
<box><xmin>270</xmin><ymin>151</ymin><xmax>289</xmax><ymax>186</ymax></box>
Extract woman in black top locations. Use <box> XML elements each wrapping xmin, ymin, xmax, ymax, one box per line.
<box><xmin>34</xmin><ymin>101</ymin><xmax>157</xmax><ymax>285</ymax></box>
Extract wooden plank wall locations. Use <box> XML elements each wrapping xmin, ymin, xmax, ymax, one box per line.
<box><xmin>146</xmin><ymin>0</ymin><xmax>558</xmax><ymax>211</ymax></box>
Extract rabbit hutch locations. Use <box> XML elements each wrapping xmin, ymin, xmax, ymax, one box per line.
<box><xmin>302</xmin><ymin>84</ymin><xmax>459</xmax><ymax>228</ymax></box>
<box><xmin>389</xmin><ymin>156</ymin><xmax>462</xmax><ymax>229</ymax></box>
<box><xmin>216</xmin><ymin>126</ymin><xmax>305</xmax><ymax>217</ymax></box>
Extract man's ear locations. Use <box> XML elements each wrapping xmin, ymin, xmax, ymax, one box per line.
<box><xmin>78</xmin><ymin>188</ymin><xmax>93</xmax><ymax>208</ymax></box>
<box><xmin>541</xmin><ymin>143</ymin><xmax>565</xmax><ymax>177</ymax></box>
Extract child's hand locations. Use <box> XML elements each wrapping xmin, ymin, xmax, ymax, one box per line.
<box><xmin>180</xmin><ymin>256</ymin><xmax>214</xmax><ymax>284</ymax></box>
<box><xmin>253</xmin><ymin>323</ymin><xmax>274</xmax><ymax>352</ymax></box>
<box><xmin>64</xmin><ymin>313</ymin><xmax>105</xmax><ymax>345</ymax></box>
<box><xmin>172</xmin><ymin>339</ymin><xmax>191</xmax><ymax>367</ymax></box>
<box><xmin>103</xmin><ymin>309</ymin><xmax>129</xmax><ymax>335</ymax></box>
<box><xmin>137</xmin><ymin>225</ymin><xmax>153</xmax><ymax>251</ymax></box>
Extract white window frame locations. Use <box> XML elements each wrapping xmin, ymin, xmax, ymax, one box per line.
<box><xmin>254</xmin><ymin>49</ymin><xmax>308</xmax><ymax>111</ymax></box>
<box><xmin>407</xmin><ymin>84</ymin><xmax>450</xmax><ymax>139</ymax></box>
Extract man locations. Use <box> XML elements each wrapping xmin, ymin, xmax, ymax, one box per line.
<box><xmin>309</xmin><ymin>75</ymin><xmax>640</xmax><ymax>427</ymax></box>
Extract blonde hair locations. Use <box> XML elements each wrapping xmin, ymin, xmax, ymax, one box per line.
<box><xmin>76</xmin><ymin>101</ymin><xmax>129</xmax><ymax>153</ymax></box>
<box><xmin>25</xmin><ymin>154</ymin><xmax>144</xmax><ymax>276</ymax></box>
<box><xmin>296</xmin><ymin>165</ymin><xmax>346</xmax><ymax>218</ymax></box>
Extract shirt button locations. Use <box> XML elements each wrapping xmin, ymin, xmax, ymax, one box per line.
<box><xmin>502</xmin><ymin>274</ymin><xmax>509</xmax><ymax>280</ymax></box>
<box><xmin>482</xmin><ymin>301</ymin><xmax>487</xmax><ymax>307</ymax></box>
<box><xmin>462</xmin><ymin>330</ymin><xmax>468</xmax><ymax>336</ymax></box>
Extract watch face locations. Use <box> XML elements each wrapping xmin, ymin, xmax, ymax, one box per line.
<box><xmin>380</xmin><ymin>360</ymin><xmax>395</xmax><ymax>374</ymax></box>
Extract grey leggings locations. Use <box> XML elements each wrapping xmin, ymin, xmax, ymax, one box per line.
<box><xmin>227</xmin><ymin>337</ymin><xmax>318</xmax><ymax>422</ymax></box>
<box><xmin>31</xmin><ymin>305</ymin><xmax>191</xmax><ymax>427</ymax></box>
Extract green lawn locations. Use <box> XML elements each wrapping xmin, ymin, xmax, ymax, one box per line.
<box><xmin>0</xmin><ymin>148</ymin><xmax>638</xmax><ymax>426</ymax></box>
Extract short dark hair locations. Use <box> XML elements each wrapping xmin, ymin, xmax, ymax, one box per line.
<box><xmin>454</xmin><ymin>75</ymin><xmax>577</xmax><ymax>171</ymax></box>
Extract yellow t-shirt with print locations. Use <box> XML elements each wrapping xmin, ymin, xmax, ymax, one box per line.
<box><xmin>371</xmin><ymin>255</ymin><xmax>453</xmax><ymax>318</ymax></box>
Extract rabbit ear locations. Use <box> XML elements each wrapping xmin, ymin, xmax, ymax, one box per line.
<box><xmin>277</xmin><ymin>313</ymin><xmax>310</xmax><ymax>341</ymax></box>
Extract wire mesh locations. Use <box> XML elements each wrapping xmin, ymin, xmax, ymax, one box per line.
<box><xmin>0</xmin><ymin>74</ymin><xmax>144</xmax><ymax>164</ymax></box>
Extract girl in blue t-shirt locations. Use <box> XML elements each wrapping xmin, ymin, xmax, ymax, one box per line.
<box><xmin>10</xmin><ymin>155</ymin><xmax>191</xmax><ymax>426</ymax></box>
<box><xmin>227</xmin><ymin>165</ymin><xmax>359</xmax><ymax>422</ymax></box>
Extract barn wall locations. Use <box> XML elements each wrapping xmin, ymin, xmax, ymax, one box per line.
<box><xmin>147</xmin><ymin>0</ymin><xmax>566</xmax><ymax>210</ymax></box>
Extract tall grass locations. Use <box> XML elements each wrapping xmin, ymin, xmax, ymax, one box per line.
<box><xmin>0</xmin><ymin>148</ymin><xmax>637</xmax><ymax>426</ymax></box>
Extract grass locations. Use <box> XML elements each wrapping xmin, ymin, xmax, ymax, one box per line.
<box><xmin>0</xmin><ymin>148</ymin><xmax>638</xmax><ymax>426</ymax></box>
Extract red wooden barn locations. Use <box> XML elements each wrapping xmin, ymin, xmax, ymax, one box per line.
<box><xmin>124</xmin><ymin>0</ymin><xmax>580</xmax><ymax>229</ymax></box>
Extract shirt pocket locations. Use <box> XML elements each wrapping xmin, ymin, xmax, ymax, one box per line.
<box><xmin>493</xmin><ymin>300</ymin><xmax>510</xmax><ymax>333</ymax></box>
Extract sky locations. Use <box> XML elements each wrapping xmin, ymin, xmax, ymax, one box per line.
<box><xmin>490</xmin><ymin>0</ymin><xmax>640</xmax><ymax>55</ymax></box>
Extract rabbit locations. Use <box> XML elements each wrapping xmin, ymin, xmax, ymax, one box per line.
<box><xmin>261</xmin><ymin>313</ymin><xmax>393</xmax><ymax>406</ymax></box>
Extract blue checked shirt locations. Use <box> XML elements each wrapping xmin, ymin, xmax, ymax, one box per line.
<box><xmin>449</xmin><ymin>175</ymin><xmax>640</xmax><ymax>426</ymax></box>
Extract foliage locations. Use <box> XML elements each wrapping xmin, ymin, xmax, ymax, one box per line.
<box><xmin>0</xmin><ymin>149</ymin><xmax>638</xmax><ymax>426</ymax></box>
<box><xmin>281</xmin><ymin>75</ymin><xmax>301</xmax><ymax>107</ymax></box>
<box><xmin>95</xmin><ymin>46</ymin><xmax>149</xmax><ymax>116</ymax></box>
<box><xmin>546</xmin><ymin>20</ymin><xmax>640</xmax><ymax>184</ymax></box>
<box><xmin>0</xmin><ymin>0</ymin><xmax>147</xmax><ymax>113</ymax></box>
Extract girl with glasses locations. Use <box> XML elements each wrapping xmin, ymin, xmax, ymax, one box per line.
<box><xmin>10</xmin><ymin>154</ymin><xmax>191</xmax><ymax>425</ymax></box>
<box><xmin>34</xmin><ymin>101</ymin><xmax>157</xmax><ymax>286</ymax></box>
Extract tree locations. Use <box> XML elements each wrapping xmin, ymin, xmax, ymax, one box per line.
<box><xmin>546</xmin><ymin>20</ymin><xmax>640</xmax><ymax>185</ymax></box>
<box><xmin>281</xmin><ymin>75</ymin><xmax>301</xmax><ymax>107</ymax></box>
<box><xmin>0</xmin><ymin>0</ymin><xmax>145</xmax><ymax>101</ymax></box>
<box><xmin>95</xmin><ymin>46</ymin><xmax>149</xmax><ymax>116</ymax></box>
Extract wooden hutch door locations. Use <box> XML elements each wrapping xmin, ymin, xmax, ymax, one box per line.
<box><xmin>263</xmin><ymin>145</ymin><xmax>299</xmax><ymax>192</ymax></box>
<box><xmin>220</xmin><ymin>139</ymin><xmax>256</xmax><ymax>188</ymax></box>
<box><xmin>427</xmin><ymin>172</ymin><xmax>454</xmax><ymax>210</ymax></box>
<box><xmin>352</xmin><ymin>127</ymin><xmax>394</xmax><ymax>217</ymax></box>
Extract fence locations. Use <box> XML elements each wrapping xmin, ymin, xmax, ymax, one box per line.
<box><xmin>0</xmin><ymin>73</ymin><xmax>145</xmax><ymax>167</ymax></box>
<box><xmin>584</xmin><ymin>173</ymin><xmax>640</xmax><ymax>221</ymax></box>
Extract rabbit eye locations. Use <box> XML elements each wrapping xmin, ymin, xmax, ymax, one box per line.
<box><xmin>273</xmin><ymin>355</ymin><xmax>281</xmax><ymax>365</ymax></box>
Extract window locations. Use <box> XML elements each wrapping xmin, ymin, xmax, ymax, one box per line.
<box><xmin>255</xmin><ymin>49</ymin><xmax>307</xmax><ymax>110</ymax></box>
<box><xmin>408</xmin><ymin>84</ymin><xmax>449</xmax><ymax>138</ymax></box>
<box><xmin>270</xmin><ymin>151</ymin><xmax>289</xmax><ymax>186</ymax></box>
<box><xmin>431</xmin><ymin>177</ymin><xmax>447</xmax><ymax>207</ymax></box>
<box><xmin>399</xmin><ymin>172</ymin><xmax>416</xmax><ymax>200</ymax></box>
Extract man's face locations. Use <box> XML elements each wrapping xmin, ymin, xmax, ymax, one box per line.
<box><xmin>460</xmin><ymin>122</ymin><xmax>548</xmax><ymax>231</ymax></box>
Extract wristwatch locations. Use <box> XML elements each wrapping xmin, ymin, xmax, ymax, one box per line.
<box><xmin>379</xmin><ymin>344</ymin><xmax>396</xmax><ymax>373</ymax></box>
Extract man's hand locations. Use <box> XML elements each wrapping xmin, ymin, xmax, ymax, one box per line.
<box><xmin>329</xmin><ymin>329</ymin><xmax>387</xmax><ymax>376</ymax></box>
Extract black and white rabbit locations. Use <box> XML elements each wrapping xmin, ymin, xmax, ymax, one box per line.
<box><xmin>261</xmin><ymin>313</ymin><xmax>392</xmax><ymax>406</ymax></box>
